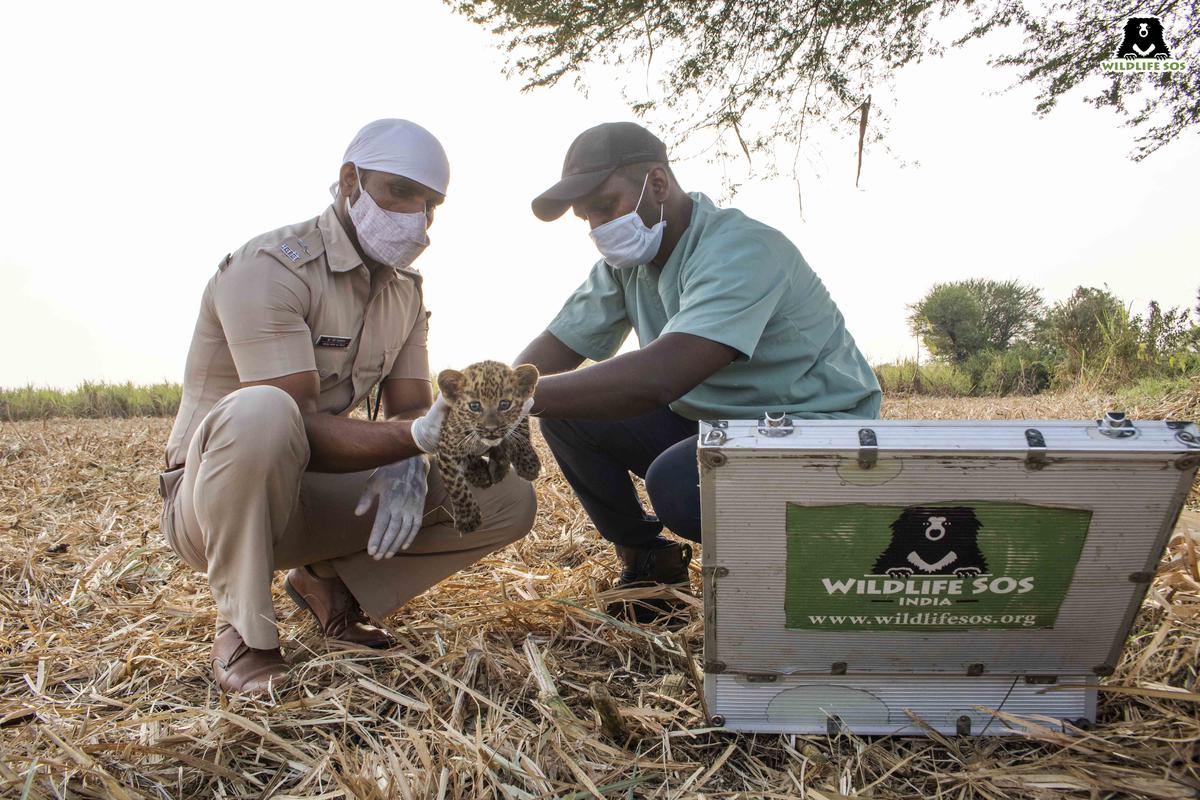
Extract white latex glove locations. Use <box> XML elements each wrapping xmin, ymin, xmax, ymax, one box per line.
<box><xmin>355</xmin><ymin>455</ymin><xmax>430</xmax><ymax>558</ymax></box>
<box><xmin>410</xmin><ymin>394</ymin><xmax>449</xmax><ymax>453</ymax></box>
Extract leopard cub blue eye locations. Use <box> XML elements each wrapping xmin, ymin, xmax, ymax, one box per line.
<box><xmin>498</xmin><ymin>400</ymin><xmax>512</xmax><ymax>411</ymax></box>
<box><xmin>468</xmin><ymin>401</ymin><xmax>482</xmax><ymax>412</ymax></box>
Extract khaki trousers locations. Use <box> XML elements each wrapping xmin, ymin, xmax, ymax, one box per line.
<box><xmin>159</xmin><ymin>385</ymin><xmax>537</xmax><ymax>649</ymax></box>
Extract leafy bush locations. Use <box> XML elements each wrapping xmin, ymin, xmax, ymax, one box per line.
<box><xmin>963</xmin><ymin>348</ymin><xmax>1052</xmax><ymax>396</ymax></box>
<box><xmin>1039</xmin><ymin>288</ymin><xmax>1200</xmax><ymax>390</ymax></box>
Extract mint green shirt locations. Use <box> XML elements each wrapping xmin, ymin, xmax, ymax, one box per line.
<box><xmin>547</xmin><ymin>193</ymin><xmax>881</xmax><ymax>421</ymax></box>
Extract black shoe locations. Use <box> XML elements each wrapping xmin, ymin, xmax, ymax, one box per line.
<box><xmin>607</xmin><ymin>537</ymin><xmax>694</xmax><ymax>625</ymax></box>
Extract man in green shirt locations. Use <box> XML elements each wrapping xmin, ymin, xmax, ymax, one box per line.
<box><xmin>516</xmin><ymin>122</ymin><xmax>880</xmax><ymax>622</ymax></box>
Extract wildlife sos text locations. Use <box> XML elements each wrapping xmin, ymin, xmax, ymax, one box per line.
<box><xmin>821</xmin><ymin>575</ymin><xmax>1036</xmax><ymax>600</ymax></box>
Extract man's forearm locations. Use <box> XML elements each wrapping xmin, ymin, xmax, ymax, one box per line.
<box><xmin>529</xmin><ymin>332</ymin><xmax>738</xmax><ymax>421</ymax></box>
<box><xmin>533</xmin><ymin>352</ymin><xmax>671</xmax><ymax>419</ymax></box>
<box><xmin>515</xmin><ymin>330</ymin><xmax>586</xmax><ymax>377</ymax></box>
<box><xmin>303</xmin><ymin>413</ymin><xmax>422</xmax><ymax>473</ymax></box>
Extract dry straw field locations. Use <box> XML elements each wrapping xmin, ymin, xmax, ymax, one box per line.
<box><xmin>1</xmin><ymin>384</ymin><xmax>1198</xmax><ymax>799</ymax></box>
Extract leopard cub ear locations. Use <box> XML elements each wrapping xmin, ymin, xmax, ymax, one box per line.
<box><xmin>438</xmin><ymin>369</ymin><xmax>465</xmax><ymax>403</ymax></box>
<box><xmin>513</xmin><ymin>364</ymin><xmax>540</xmax><ymax>395</ymax></box>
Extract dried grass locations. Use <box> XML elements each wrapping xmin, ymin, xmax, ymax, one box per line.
<box><xmin>0</xmin><ymin>386</ymin><xmax>1197</xmax><ymax>798</ymax></box>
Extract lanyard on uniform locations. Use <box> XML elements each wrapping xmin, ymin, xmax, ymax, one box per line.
<box><xmin>369</xmin><ymin>382</ymin><xmax>383</xmax><ymax>421</ymax></box>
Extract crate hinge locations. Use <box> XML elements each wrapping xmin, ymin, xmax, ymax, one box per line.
<box><xmin>1024</xmin><ymin>428</ymin><xmax>1048</xmax><ymax>470</ymax></box>
<box><xmin>857</xmin><ymin>428</ymin><xmax>878</xmax><ymax>470</ymax></box>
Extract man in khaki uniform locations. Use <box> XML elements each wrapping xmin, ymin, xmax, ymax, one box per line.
<box><xmin>160</xmin><ymin>119</ymin><xmax>536</xmax><ymax>693</ymax></box>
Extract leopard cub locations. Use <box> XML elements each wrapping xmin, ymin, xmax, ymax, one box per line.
<box><xmin>435</xmin><ymin>360</ymin><xmax>541</xmax><ymax>533</ymax></box>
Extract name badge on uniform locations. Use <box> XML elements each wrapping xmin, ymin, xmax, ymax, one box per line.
<box><xmin>315</xmin><ymin>335</ymin><xmax>352</xmax><ymax>348</ymax></box>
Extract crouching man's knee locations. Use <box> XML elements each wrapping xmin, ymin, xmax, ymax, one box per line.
<box><xmin>484</xmin><ymin>473</ymin><xmax>538</xmax><ymax>544</ymax></box>
<box><xmin>509</xmin><ymin>478</ymin><xmax>538</xmax><ymax>539</ymax></box>
<box><xmin>194</xmin><ymin>385</ymin><xmax>310</xmax><ymax>469</ymax></box>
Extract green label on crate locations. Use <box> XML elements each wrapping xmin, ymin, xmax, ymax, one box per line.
<box><xmin>784</xmin><ymin>502</ymin><xmax>1091</xmax><ymax>631</ymax></box>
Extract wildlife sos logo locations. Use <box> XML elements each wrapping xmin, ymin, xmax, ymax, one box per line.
<box><xmin>872</xmin><ymin>506</ymin><xmax>988</xmax><ymax>577</ymax></box>
<box><xmin>1102</xmin><ymin>17</ymin><xmax>1188</xmax><ymax>72</ymax></box>
<box><xmin>784</xmin><ymin>502</ymin><xmax>1091</xmax><ymax>631</ymax></box>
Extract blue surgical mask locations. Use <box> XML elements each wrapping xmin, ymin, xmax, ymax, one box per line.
<box><xmin>588</xmin><ymin>172</ymin><xmax>665</xmax><ymax>269</ymax></box>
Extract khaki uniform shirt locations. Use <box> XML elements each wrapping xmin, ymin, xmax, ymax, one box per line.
<box><xmin>165</xmin><ymin>205</ymin><xmax>429</xmax><ymax>467</ymax></box>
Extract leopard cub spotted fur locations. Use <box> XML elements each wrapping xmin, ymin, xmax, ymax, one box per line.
<box><xmin>435</xmin><ymin>360</ymin><xmax>541</xmax><ymax>533</ymax></box>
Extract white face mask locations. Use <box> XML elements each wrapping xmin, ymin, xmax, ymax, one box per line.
<box><xmin>589</xmin><ymin>172</ymin><xmax>665</xmax><ymax>269</ymax></box>
<box><xmin>346</xmin><ymin>166</ymin><xmax>429</xmax><ymax>269</ymax></box>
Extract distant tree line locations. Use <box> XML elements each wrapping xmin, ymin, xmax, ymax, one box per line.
<box><xmin>882</xmin><ymin>280</ymin><xmax>1200</xmax><ymax>395</ymax></box>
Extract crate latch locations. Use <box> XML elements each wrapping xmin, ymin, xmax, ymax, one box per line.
<box><xmin>757</xmin><ymin>412</ymin><xmax>794</xmax><ymax>437</ymax></box>
<box><xmin>1024</xmin><ymin>428</ymin><xmax>1048</xmax><ymax>470</ymax></box>
<box><xmin>857</xmin><ymin>428</ymin><xmax>878</xmax><ymax>470</ymax></box>
<box><xmin>1096</xmin><ymin>410</ymin><xmax>1137</xmax><ymax>439</ymax></box>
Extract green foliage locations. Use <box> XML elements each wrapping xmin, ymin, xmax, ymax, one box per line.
<box><xmin>1041</xmin><ymin>286</ymin><xmax>1127</xmax><ymax>373</ymax></box>
<box><xmin>968</xmin><ymin>279</ymin><xmax>1045</xmax><ymax>351</ymax></box>
<box><xmin>908</xmin><ymin>279</ymin><xmax>1043</xmax><ymax>363</ymax></box>
<box><xmin>962</xmin><ymin>348</ymin><xmax>1052</xmax><ymax>396</ymax></box>
<box><xmin>875</xmin><ymin>349</ymin><xmax>1051</xmax><ymax>397</ymax></box>
<box><xmin>892</xmin><ymin>282</ymin><xmax>1199</xmax><ymax>396</ymax></box>
<box><xmin>873</xmin><ymin>359</ymin><xmax>973</xmax><ymax>397</ymax></box>
<box><xmin>0</xmin><ymin>382</ymin><xmax>182</xmax><ymax>420</ymax></box>
<box><xmin>451</xmin><ymin>0</ymin><xmax>1199</xmax><ymax>170</ymax></box>
<box><xmin>1040</xmin><ymin>287</ymin><xmax>1200</xmax><ymax>390</ymax></box>
<box><xmin>908</xmin><ymin>283</ymin><xmax>985</xmax><ymax>363</ymax></box>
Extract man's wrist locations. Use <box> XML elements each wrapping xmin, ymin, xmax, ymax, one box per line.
<box><xmin>392</xmin><ymin>419</ymin><xmax>426</xmax><ymax>456</ymax></box>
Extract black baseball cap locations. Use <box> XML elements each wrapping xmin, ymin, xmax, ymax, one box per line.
<box><xmin>532</xmin><ymin>122</ymin><xmax>669</xmax><ymax>221</ymax></box>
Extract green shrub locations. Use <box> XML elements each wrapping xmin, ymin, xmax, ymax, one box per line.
<box><xmin>963</xmin><ymin>349</ymin><xmax>1052</xmax><ymax>396</ymax></box>
<box><xmin>1041</xmin><ymin>288</ymin><xmax>1200</xmax><ymax>390</ymax></box>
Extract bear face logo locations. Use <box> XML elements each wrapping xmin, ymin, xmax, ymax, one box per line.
<box><xmin>871</xmin><ymin>506</ymin><xmax>988</xmax><ymax>578</ymax></box>
<box><xmin>1116</xmin><ymin>17</ymin><xmax>1173</xmax><ymax>60</ymax></box>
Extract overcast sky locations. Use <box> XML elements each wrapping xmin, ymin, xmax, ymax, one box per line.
<box><xmin>1</xmin><ymin>0</ymin><xmax>1196</xmax><ymax>389</ymax></box>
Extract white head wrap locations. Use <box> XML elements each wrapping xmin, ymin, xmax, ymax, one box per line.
<box><xmin>335</xmin><ymin>119</ymin><xmax>450</xmax><ymax>196</ymax></box>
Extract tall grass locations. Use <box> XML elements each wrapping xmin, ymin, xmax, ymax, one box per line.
<box><xmin>873</xmin><ymin>359</ymin><xmax>973</xmax><ymax>396</ymax></box>
<box><xmin>0</xmin><ymin>382</ymin><xmax>182</xmax><ymax>421</ymax></box>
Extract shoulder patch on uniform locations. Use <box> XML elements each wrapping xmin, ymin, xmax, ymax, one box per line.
<box><xmin>279</xmin><ymin>241</ymin><xmax>302</xmax><ymax>262</ymax></box>
<box><xmin>263</xmin><ymin>229</ymin><xmax>326</xmax><ymax>269</ymax></box>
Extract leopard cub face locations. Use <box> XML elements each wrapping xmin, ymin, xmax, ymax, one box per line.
<box><xmin>437</xmin><ymin>360</ymin><xmax>539</xmax><ymax>448</ymax></box>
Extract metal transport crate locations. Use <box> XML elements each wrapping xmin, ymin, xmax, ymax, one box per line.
<box><xmin>697</xmin><ymin>413</ymin><xmax>1199</xmax><ymax>736</ymax></box>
